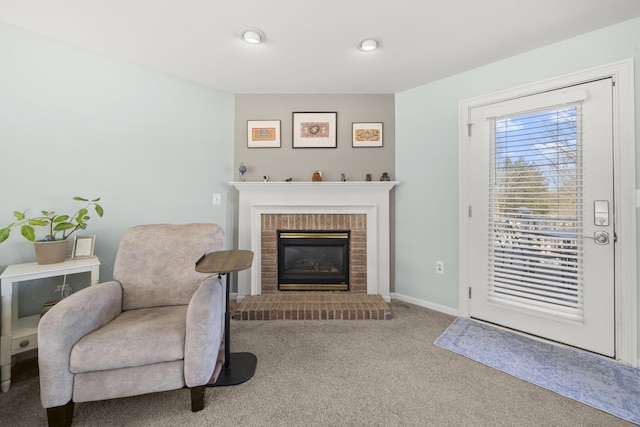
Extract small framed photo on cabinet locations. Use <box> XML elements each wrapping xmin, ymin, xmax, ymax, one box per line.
<box><xmin>72</xmin><ymin>235</ymin><xmax>96</xmax><ymax>259</ymax></box>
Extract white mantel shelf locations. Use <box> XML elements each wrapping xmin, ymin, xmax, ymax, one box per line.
<box><xmin>231</xmin><ymin>181</ymin><xmax>398</xmax><ymax>302</ymax></box>
<box><xmin>231</xmin><ymin>180</ymin><xmax>398</xmax><ymax>190</ymax></box>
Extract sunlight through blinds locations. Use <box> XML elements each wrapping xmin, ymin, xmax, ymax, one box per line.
<box><xmin>488</xmin><ymin>104</ymin><xmax>584</xmax><ymax>321</ymax></box>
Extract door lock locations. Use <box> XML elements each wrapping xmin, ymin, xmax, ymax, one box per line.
<box><xmin>584</xmin><ymin>231</ymin><xmax>610</xmax><ymax>245</ymax></box>
<box><xmin>594</xmin><ymin>231</ymin><xmax>609</xmax><ymax>245</ymax></box>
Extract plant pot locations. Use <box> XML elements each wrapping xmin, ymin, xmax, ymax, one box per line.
<box><xmin>34</xmin><ymin>240</ymin><xmax>69</xmax><ymax>265</ymax></box>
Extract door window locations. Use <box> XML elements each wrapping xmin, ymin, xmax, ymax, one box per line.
<box><xmin>489</xmin><ymin>105</ymin><xmax>583</xmax><ymax>321</ymax></box>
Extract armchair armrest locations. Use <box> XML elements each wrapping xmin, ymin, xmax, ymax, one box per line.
<box><xmin>184</xmin><ymin>276</ymin><xmax>225</xmax><ymax>387</ymax></box>
<box><xmin>38</xmin><ymin>281</ymin><xmax>123</xmax><ymax>408</ymax></box>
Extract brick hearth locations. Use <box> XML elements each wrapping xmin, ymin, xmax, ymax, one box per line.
<box><xmin>233</xmin><ymin>292</ymin><xmax>392</xmax><ymax>320</ymax></box>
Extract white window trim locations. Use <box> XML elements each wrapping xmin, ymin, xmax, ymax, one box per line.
<box><xmin>458</xmin><ymin>59</ymin><xmax>637</xmax><ymax>366</ymax></box>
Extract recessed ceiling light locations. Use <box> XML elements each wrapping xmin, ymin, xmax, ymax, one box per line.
<box><xmin>359</xmin><ymin>38</ymin><xmax>379</xmax><ymax>52</ymax></box>
<box><xmin>239</xmin><ymin>27</ymin><xmax>266</xmax><ymax>44</ymax></box>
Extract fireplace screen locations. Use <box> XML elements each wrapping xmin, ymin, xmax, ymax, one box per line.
<box><xmin>277</xmin><ymin>231</ymin><xmax>349</xmax><ymax>291</ymax></box>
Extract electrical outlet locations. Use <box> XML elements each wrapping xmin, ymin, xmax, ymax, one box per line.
<box><xmin>436</xmin><ymin>261</ymin><xmax>444</xmax><ymax>274</ymax></box>
<box><xmin>213</xmin><ymin>193</ymin><xmax>221</xmax><ymax>205</ymax></box>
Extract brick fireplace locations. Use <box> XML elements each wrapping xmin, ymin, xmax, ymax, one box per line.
<box><xmin>261</xmin><ymin>213</ymin><xmax>366</xmax><ymax>293</ymax></box>
<box><xmin>233</xmin><ymin>181</ymin><xmax>397</xmax><ymax>302</ymax></box>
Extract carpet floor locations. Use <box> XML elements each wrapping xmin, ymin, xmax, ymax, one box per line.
<box><xmin>435</xmin><ymin>317</ymin><xmax>640</xmax><ymax>425</ymax></box>
<box><xmin>0</xmin><ymin>301</ymin><xmax>636</xmax><ymax>426</ymax></box>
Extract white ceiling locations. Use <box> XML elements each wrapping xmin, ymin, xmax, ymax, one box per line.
<box><xmin>2</xmin><ymin>0</ymin><xmax>640</xmax><ymax>94</ymax></box>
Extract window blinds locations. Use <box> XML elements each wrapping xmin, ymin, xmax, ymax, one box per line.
<box><xmin>488</xmin><ymin>105</ymin><xmax>583</xmax><ymax>321</ymax></box>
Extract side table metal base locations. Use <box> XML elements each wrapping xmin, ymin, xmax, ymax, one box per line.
<box><xmin>207</xmin><ymin>352</ymin><xmax>257</xmax><ymax>387</ymax></box>
<box><xmin>195</xmin><ymin>250</ymin><xmax>256</xmax><ymax>388</ymax></box>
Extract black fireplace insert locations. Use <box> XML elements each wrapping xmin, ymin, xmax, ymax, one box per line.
<box><xmin>277</xmin><ymin>230</ymin><xmax>349</xmax><ymax>291</ymax></box>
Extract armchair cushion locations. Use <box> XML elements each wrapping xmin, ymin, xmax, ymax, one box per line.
<box><xmin>70</xmin><ymin>305</ymin><xmax>188</xmax><ymax>373</ymax></box>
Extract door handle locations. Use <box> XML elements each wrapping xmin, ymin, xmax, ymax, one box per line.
<box><xmin>594</xmin><ymin>200</ymin><xmax>609</xmax><ymax>226</ymax></box>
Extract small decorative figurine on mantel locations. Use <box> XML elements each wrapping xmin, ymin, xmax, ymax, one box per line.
<box><xmin>312</xmin><ymin>171</ymin><xmax>322</xmax><ymax>182</ymax></box>
<box><xmin>239</xmin><ymin>162</ymin><xmax>247</xmax><ymax>182</ymax></box>
<box><xmin>380</xmin><ymin>172</ymin><xmax>390</xmax><ymax>181</ymax></box>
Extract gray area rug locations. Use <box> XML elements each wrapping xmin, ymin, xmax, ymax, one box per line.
<box><xmin>0</xmin><ymin>301</ymin><xmax>635</xmax><ymax>426</ymax></box>
<box><xmin>435</xmin><ymin>317</ymin><xmax>640</xmax><ymax>424</ymax></box>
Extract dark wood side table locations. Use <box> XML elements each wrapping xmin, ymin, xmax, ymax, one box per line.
<box><xmin>195</xmin><ymin>250</ymin><xmax>257</xmax><ymax>387</ymax></box>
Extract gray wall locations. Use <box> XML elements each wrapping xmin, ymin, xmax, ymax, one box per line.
<box><xmin>232</xmin><ymin>94</ymin><xmax>397</xmax><ymax>292</ymax></box>
<box><xmin>234</xmin><ymin>94</ymin><xmax>395</xmax><ymax>183</ymax></box>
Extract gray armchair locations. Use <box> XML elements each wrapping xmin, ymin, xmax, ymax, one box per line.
<box><xmin>38</xmin><ymin>224</ymin><xmax>227</xmax><ymax>426</ymax></box>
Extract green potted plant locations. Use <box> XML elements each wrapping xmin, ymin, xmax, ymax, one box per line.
<box><xmin>0</xmin><ymin>196</ymin><xmax>104</xmax><ymax>264</ymax></box>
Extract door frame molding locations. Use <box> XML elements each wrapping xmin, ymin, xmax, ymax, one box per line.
<box><xmin>458</xmin><ymin>59</ymin><xmax>637</xmax><ymax>366</ymax></box>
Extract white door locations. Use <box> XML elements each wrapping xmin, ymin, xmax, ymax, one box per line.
<box><xmin>467</xmin><ymin>78</ymin><xmax>615</xmax><ymax>357</ymax></box>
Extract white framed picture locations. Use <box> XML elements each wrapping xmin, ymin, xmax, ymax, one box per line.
<box><xmin>248</xmin><ymin>120</ymin><xmax>281</xmax><ymax>148</ymax></box>
<box><xmin>352</xmin><ymin>122</ymin><xmax>383</xmax><ymax>147</ymax></box>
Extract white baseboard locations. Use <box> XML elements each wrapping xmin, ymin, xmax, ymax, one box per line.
<box><xmin>390</xmin><ymin>293</ymin><xmax>459</xmax><ymax>317</ymax></box>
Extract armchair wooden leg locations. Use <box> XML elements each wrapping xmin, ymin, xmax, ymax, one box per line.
<box><xmin>46</xmin><ymin>401</ymin><xmax>74</xmax><ymax>427</ymax></box>
<box><xmin>191</xmin><ymin>385</ymin><xmax>205</xmax><ymax>412</ymax></box>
